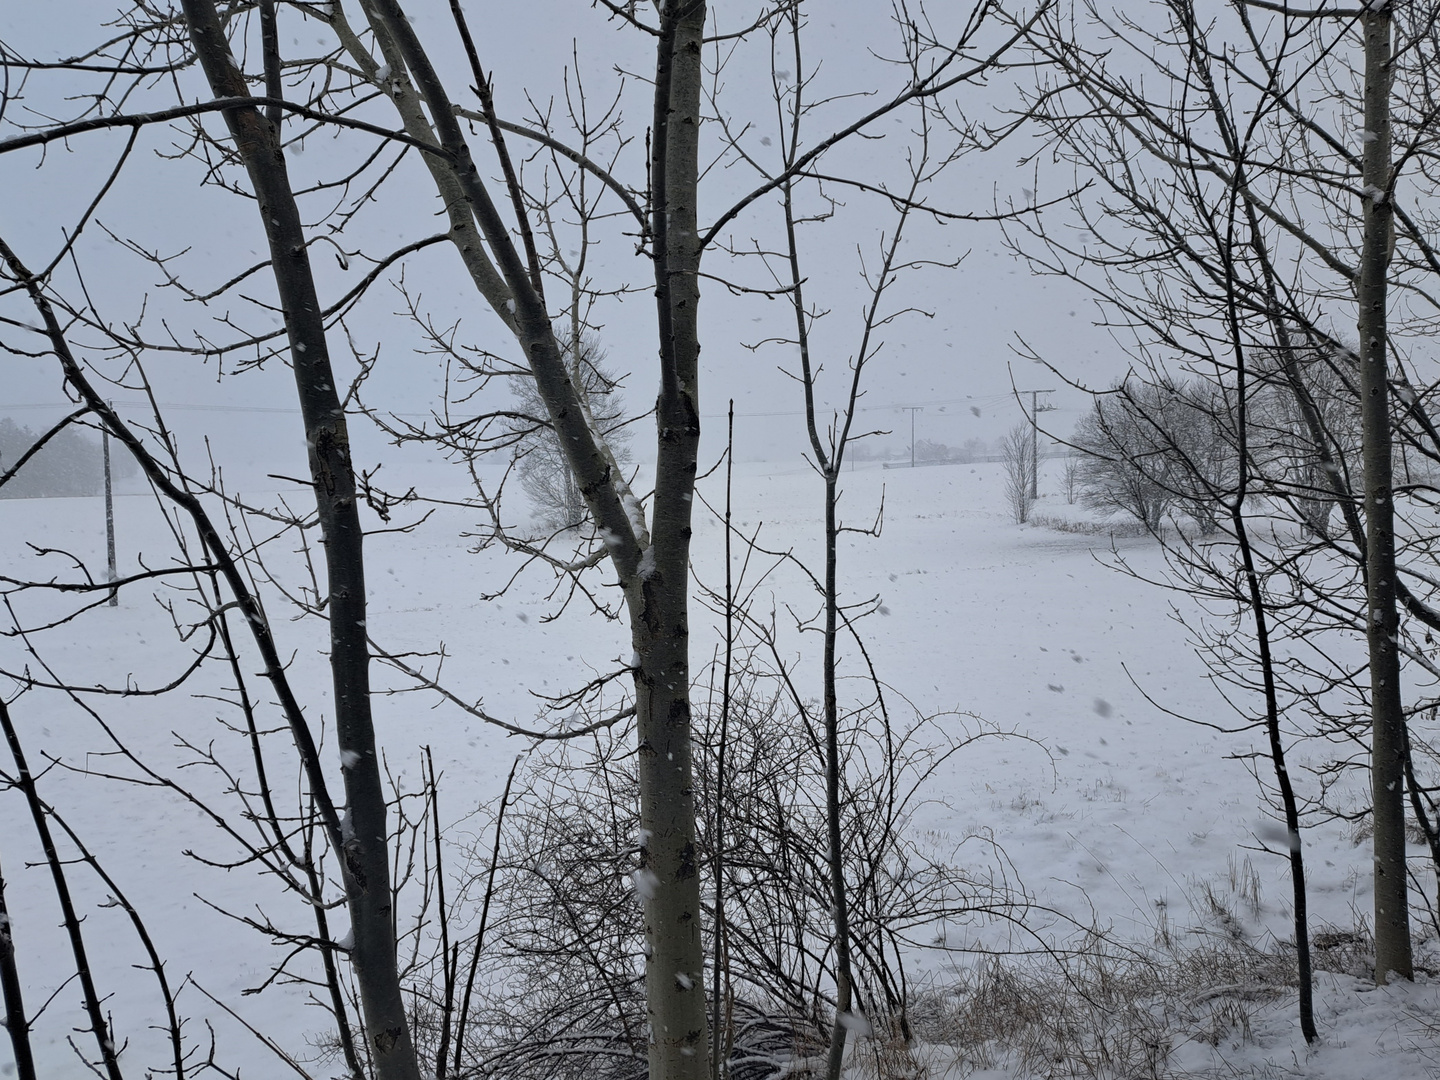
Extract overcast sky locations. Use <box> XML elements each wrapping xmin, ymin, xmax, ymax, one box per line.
<box><xmin>0</xmin><ymin>2</ymin><xmax>1122</xmax><ymax>489</ymax></box>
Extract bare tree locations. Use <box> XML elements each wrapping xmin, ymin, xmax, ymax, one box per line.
<box><xmin>1247</xmin><ymin>340</ymin><xmax>1361</xmax><ymax>542</ymax></box>
<box><xmin>1002</xmin><ymin>423</ymin><xmax>1036</xmax><ymax>524</ymax></box>
<box><xmin>1071</xmin><ymin>378</ymin><xmax>1234</xmax><ymax>535</ymax></box>
<box><xmin>767</xmin><ymin>28</ymin><xmax>941</xmax><ymax>1071</ymax></box>
<box><xmin>508</xmin><ymin>331</ymin><xmax>632</xmax><ymax>532</ymax></box>
<box><xmin>289</xmin><ymin>9</ymin><xmax>1037</xmax><ymax>1071</ymax></box>
<box><xmin>177</xmin><ymin>6</ymin><xmax>421</xmax><ymax>1071</ymax></box>
<box><xmin>1355</xmin><ymin>0</ymin><xmax>1411</xmax><ymax>984</ymax></box>
<box><xmin>1010</xmin><ymin>0</ymin><xmax>1440</xmax><ymax>987</ymax></box>
<box><xmin>0</xmin><ymin>2</ymin><xmax>1044</xmax><ymax>1075</ymax></box>
<box><xmin>1061</xmin><ymin>452</ymin><xmax>1080</xmax><ymax>505</ymax></box>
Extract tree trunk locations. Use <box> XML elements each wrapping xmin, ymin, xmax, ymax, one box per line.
<box><xmin>180</xmin><ymin>3</ymin><xmax>423</xmax><ymax>1072</ymax></box>
<box><xmin>633</xmin><ymin>4</ymin><xmax>711</xmax><ymax>1077</ymax></box>
<box><xmin>1230</xmin><ymin>335</ymin><xmax>1317</xmax><ymax>1041</ymax></box>
<box><xmin>345</xmin><ymin>4</ymin><xmax>714</xmax><ymax>1070</ymax></box>
<box><xmin>1358</xmin><ymin>0</ymin><xmax>1413</xmax><ymax>984</ymax></box>
<box><xmin>820</xmin><ymin>474</ymin><xmax>856</xmax><ymax>1080</ymax></box>
<box><xmin>0</xmin><ymin>843</ymin><xmax>38</xmax><ymax>1080</ymax></box>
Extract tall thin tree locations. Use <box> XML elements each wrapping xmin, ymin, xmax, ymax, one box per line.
<box><xmin>179</xmin><ymin>3</ymin><xmax>422</xmax><ymax>1073</ymax></box>
<box><xmin>1356</xmin><ymin>0</ymin><xmax>1412</xmax><ymax>982</ymax></box>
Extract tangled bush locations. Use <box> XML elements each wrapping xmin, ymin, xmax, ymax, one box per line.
<box><xmin>428</xmin><ymin>668</ymin><xmax>1022</xmax><ymax>1080</ymax></box>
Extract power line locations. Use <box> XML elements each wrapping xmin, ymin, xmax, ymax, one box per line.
<box><xmin>698</xmin><ymin>392</ymin><xmax>1018</xmax><ymax>420</ymax></box>
<box><xmin>3</xmin><ymin>389</ymin><xmax>1032</xmax><ymax>423</ymax></box>
<box><xmin>2</xmin><ymin>401</ymin><xmax>425</xmax><ymax>418</ymax></box>
<box><xmin>2</xmin><ymin>401</ymin><xmax>301</xmax><ymax>415</ymax></box>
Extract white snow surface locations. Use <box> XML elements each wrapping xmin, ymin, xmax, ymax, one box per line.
<box><xmin>1</xmin><ymin>457</ymin><xmax>1437</xmax><ymax>1077</ymax></box>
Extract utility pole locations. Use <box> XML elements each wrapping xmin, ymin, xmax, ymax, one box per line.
<box><xmin>1022</xmin><ymin>389</ymin><xmax>1056</xmax><ymax>499</ymax></box>
<box><xmin>902</xmin><ymin>406</ymin><xmax>923</xmax><ymax>468</ymax></box>
<box><xmin>103</xmin><ymin>405</ymin><xmax>116</xmax><ymax>607</ymax></box>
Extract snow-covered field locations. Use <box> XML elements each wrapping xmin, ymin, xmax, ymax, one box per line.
<box><xmin>2</xmin><ymin>455</ymin><xmax>1437</xmax><ymax>1078</ymax></box>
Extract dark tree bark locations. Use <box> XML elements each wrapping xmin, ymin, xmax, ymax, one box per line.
<box><xmin>179</xmin><ymin>2</ymin><xmax>423</xmax><ymax>1073</ymax></box>
<box><xmin>0</xmin><ymin>844</ymin><xmax>37</xmax><ymax>1080</ymax></box>
<box><xmin>1228</xmin><ymin>291</ymin><xmax>1317</xmax><ymax>1044</ymax></box>
<box><xmin>0</xmin><ymin>698</ymin><xmax>122</xmax><ymax>1080</ymax></box>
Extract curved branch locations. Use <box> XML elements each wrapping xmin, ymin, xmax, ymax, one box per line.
<box><xmin>0</xmin><ymin>409</ymin><xmax>90</xmax><ymax>493</ymax></box>
<box><xmin>0</xmin><ymin>95</ymin><xmax>444</xmax><ymax>159</ymax></box>
<box><xmin>477</xmin><ymin>112</ymin><xmax>648</xmax><ymax>231</ymax></box>
<box><xmin>371</xmin><ymin>642</ymin><xmax>635</xmax><ymax>741</ymax></box>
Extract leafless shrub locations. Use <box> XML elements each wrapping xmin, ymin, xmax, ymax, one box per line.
<box><xmin>911</xmin><ymin>891</ymin><xmax>1301</xmax><ymax>1080</ymax></box>
<box><xmin>435</xmin><ymin>666</ymin><xmax>1022</xmax><ymax>1080</ymax></box>
<box><xmin>1027</xmin><ymin>512</ymin><xmax>1155</xmax><ymax>538</ymax></box>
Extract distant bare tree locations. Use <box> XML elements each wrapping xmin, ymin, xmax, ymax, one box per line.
<box><xmin>1071</xmin><ymin>383</ymin><xmax>1174</xmax><ymax>532</ymax></box>
<box><xmin>1248</xmin><ymin>340</ymin><xmax>1360</xmax><ymax>542</ymax></box>
<box><xmin>1002</xmin><ymin>423</ymin><xmax>1035</xmax><ymax>524</ymax></box>
<box><xmin>1070</xmin><ymin>379</ymin><xmax>1234</xmax><ymax>535</ymax></box>
<box><xmin>508</xmin><ymin>332</ymin><xmax>631</xmax><ymax>531</ymax></box>
<box><xmin>1061</xmin><ymin>453</ymin><xmax>1080</xmax><ymax>504</ymax></box>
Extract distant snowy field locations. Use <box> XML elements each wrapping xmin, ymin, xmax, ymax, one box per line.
<box><xmin>2</xmin><ymin>456</ymin><xmax>1437</xmax><ymax>1078</ymax></box>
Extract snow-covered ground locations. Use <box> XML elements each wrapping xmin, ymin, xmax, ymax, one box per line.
<box><xmin>1</xmin><ymin>455</ymin><xmax>1436</xmax><ymax>1077</ymax></box>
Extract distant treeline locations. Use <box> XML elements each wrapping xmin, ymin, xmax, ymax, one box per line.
<box><xmin>0</xmin><ymin>417</ymin><xmax>136</xmax><ymax>499</ymax></box>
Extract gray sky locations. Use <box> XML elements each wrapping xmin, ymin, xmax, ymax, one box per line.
<box><xmin>0</xmin><ymin>1</ymin><xmax>1120</xmax><ymax>489</ymax></box>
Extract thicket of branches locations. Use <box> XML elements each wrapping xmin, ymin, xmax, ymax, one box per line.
<box><xmin>1010</xmin><ymin>0</ymin><xmax>1440</xmax><ymax>1019</ymax></box>
<box><xmin>0</xmin><ymin>2</ymin><xmax>1047</xmax><ymax>1079</ymax></box>
<box><xmin>9</xmin><ymin>1</ymin><xmax>1440</xmax><ymax>1076</ymax></box>
<box><xmin>1069</xmin><ymin>378</ymin><xmax>1231</xmax><ymax>535</ymax></box>
<box><xmin>441</xmin><ymin>665</ymin><xmax>1020</xmax><ymax>1080</ymax></box>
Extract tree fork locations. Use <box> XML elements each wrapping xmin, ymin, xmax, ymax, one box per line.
<box><xmin>353</xmin><ymin>1</ymin><xmax>711</xmax><ymax>1073</ymax></box>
